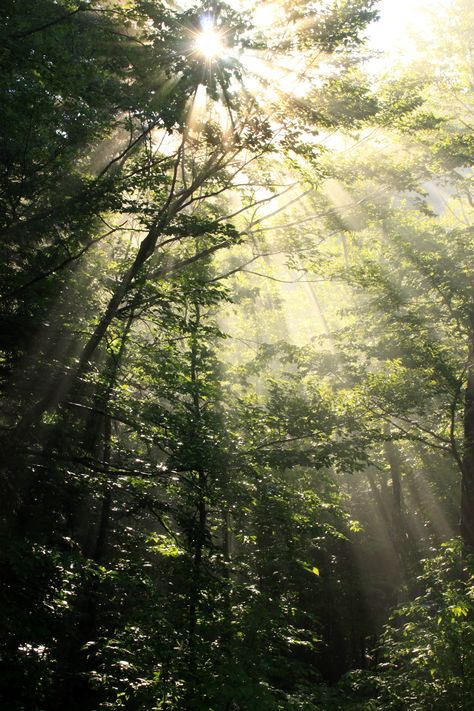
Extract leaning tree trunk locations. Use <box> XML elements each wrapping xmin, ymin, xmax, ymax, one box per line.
<box><xmin>16</xmin><ymin>220</ymin><xmax>163</xmax><ymax>430</ymax></box>
<box><xmin>16</xmin><ymin>153</ymin><xmax>223</xmax><ymax>431</ymax></box>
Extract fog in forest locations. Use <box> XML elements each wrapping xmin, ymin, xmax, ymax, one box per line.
<box><xmin>0</xmin><ymin>1</ymin><xmax>473</xmax><ymax>709</ymax></box>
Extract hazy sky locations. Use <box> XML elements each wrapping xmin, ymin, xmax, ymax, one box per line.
<box><xmin>364</xmin><ymin>0</ymin><xmax>434</xmax><ymax>73</ymax></box>
<box><xmin>367</xmin><ymin>0</ymin><xmax>428</xmax><ymax>52</ymax></box>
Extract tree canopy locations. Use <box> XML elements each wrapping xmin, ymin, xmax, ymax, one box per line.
<box><xmin>1</xmin><ymin>0</ymin><xmax>474</xmax><ymax>709</ymax></box>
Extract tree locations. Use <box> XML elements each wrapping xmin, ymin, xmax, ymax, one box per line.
<box><xmin>14</xmin><ymin>1</ymin><xmax>474</xmax><ymax>709</ymax></box>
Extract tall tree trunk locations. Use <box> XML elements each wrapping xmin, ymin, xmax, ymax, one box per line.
<box><xmin>223</xmin><ymin>509</ymin><xmax>232</xmax><ymax>564</ymax></box>
<box><xmin>185</xmin><ymin>301</ymin><xmax>208</xmax><ymax>708</ymax></box>
<box><xmin>93</xmin><ymin>411</ymin><xmax>112</xmax><ymax>564</ymax></box>
<box><xmin>383</xmin><ymin>435</ymin><xmax>406</xmax><ymax>564</ymax></box>
<box><xmin>88</xmin><ymin>309</ymin><xmax>134</xmax><ymax>561</ymax></box>
<box><xmin>221</xmin><ymin>507</ymin><xmax>233</xmax><ymax>636</ymax></box>
<box><xmin>461</xmin><ymin>326</ymin><xmax>474</xmax><ymax>552</ymax></box>
<box><xmin>188</xmin><ymin>473</ymin><xmax>207</xmax><ymax>672</ymax></box>
<box><xmin>366</xmin><ymin>466</ymin><xmax>392</xmax><ymax>533</ymax></box>
<box><xmin>53</xmin><ymin>316</ymin><xmax>132</xmax><ymax>711</ymax></box>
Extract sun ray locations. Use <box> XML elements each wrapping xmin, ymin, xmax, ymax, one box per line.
<box><xmin>187</xmin><ymin>83</ymin><xmax>208</xmax><ymax>133</ymax></box>
<box><xmin>193</xmin><ymin>16</ymin><xmax>226</xmax><ymax>61</ymax></box>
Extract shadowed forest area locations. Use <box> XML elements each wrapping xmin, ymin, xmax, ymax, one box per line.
<box><xmin>1</xmin><ymin>0</ymin><xmax>474</xmax><ymax>708</ymax></box>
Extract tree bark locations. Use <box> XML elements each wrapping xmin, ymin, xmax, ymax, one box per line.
<box><xmin>186</xmin><ymin>301</ymin><xmax>208</xmax><ymax>708</ymax></box>
<box><xmin>383</xmin><ymin>436</ymin><xmax>405</xmax><ymax>559</ymax></box>
<box><xmin>461</xmin><ymin>327</ymin><xmax>474</xmax><ymax>553</ymax></box>
<box><xmin>93</xmin><ymin>411</ymin><xmax>112</xmax><ymax>563</ymax></box>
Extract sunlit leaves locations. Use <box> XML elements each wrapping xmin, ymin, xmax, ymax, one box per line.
<box><xmin>367</xmin><ymin>541</ymin><xmax>474</xmax><ymax>710</ymax></box>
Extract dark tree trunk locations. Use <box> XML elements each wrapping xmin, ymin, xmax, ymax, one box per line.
<box><xmin>186</xmin><ymin>469</ymin><xmax>207</xmax><ymax>711</ymax></box>
<box><xmin>16</xmin><ymin>157</ymin><xmax>222</xmax><ymax>431</ymax></box>
<box><xmin>16</xmin><ymin>225</ymin><xmax>161</xmax><ymax>430</ymax></box>
<box><xmin>185</xmin><ymin>301</ymin><xmax>209</xmax><ymax>708</ymax></box>
<box><xmin>93</xmin><ymin>412</ymin><xmax>112</xmax><ymax>564</ymax></box>
<box><xmin>383</xmin><ymin>436</ymin><xmax>406</xmax><ymax>566</ymax></box>
<box><xmin>461</xmin><ymin>329</ymin><xmax>474</xmax><ymax>553</ymax></box>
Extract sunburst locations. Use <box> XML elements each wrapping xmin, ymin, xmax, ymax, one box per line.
<box><xmin>193</xmin><ymin>16</ymin><xmax>226</xmax><ymax>60</ymax></box>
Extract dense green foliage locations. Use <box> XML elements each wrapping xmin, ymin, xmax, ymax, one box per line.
<box><xmin>1</xmin><ymin>0</ymin><xmax>474</xmax><ymax>709</ymax></box>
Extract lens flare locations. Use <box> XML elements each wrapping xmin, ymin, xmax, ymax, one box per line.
<box><xmin>195</xmin><ymin>18</ymin><xmax>225</xmax><ymax>60</ymax></box>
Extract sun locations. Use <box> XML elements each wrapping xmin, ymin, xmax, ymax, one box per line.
<box><xmin>194</xmin><ymin>17</ymin><xmax>225</xmax><ymax>60</ymax></box>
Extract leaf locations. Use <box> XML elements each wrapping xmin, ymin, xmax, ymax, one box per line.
<box><xmin>299</xmin><ymin>559</ymin><xmax>321</xmax><ymax>576</ymax></box>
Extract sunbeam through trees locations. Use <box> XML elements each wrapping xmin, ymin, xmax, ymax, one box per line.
<box><xmin>1</xmin><ymin>0</ymin><xmax>474</xmax><ymax>709</ymax></box>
